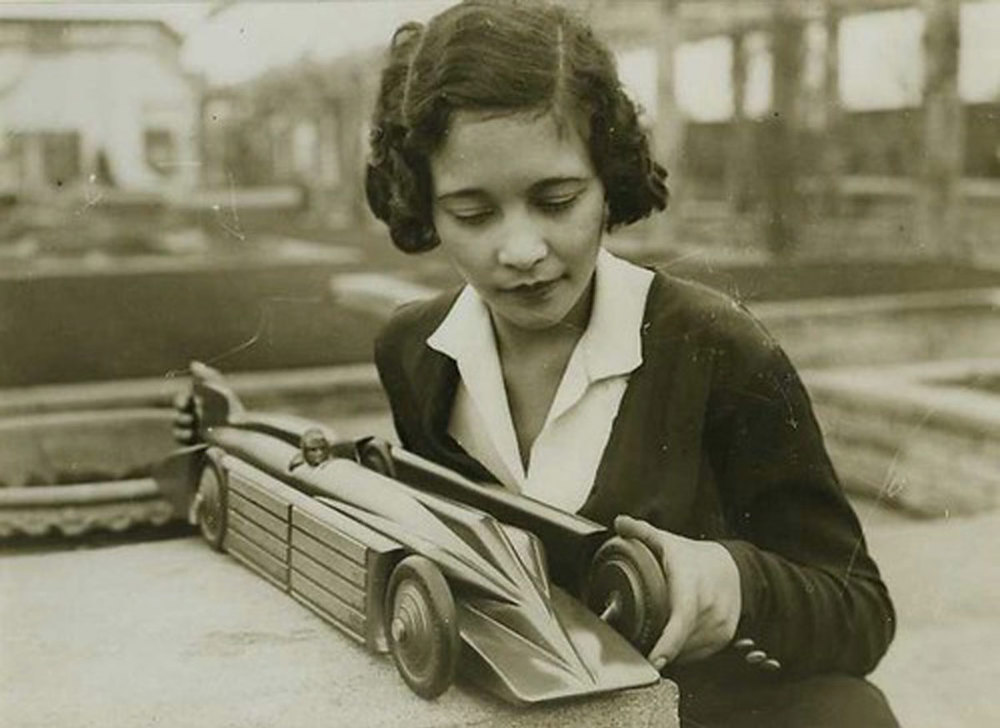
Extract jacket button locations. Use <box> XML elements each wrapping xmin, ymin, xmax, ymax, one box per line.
<box><xmin>733</xmin><ymin>638</ymin><xmax>755</xmax><ymax>651</ymax></box>
<box><xmin>761</xmin><ymin>658</ymin><xmax>782</xmax><ymax>672</ymax></box>
<box><xmin>745</xmin><ymin>650</ymin><xmax>767</xmax><ymax>664</ymax></box>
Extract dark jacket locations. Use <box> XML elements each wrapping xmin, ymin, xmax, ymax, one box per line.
<box><xmin>373</xmin><ymin>270</ymin><xmax>895</xmax><ymax>687</ymax></box>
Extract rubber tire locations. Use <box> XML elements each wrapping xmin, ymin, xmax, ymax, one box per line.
<box><xmin>195</xmin><ymin>458</ymin><xmax>228</xmax><ymax>551</ymax></box>
<box><xmin>384</xmin><ymin>555</ymin><xmax>459</xmax><ymax>699</ymax></box>
<box><xmin>584</xmin><ymin>536</ymin><xmax>670</xmax><ymax>654</ymax></box>
<box><xmin>358</xmin><ymin>438</ymin><xmax>397</xmax><ymax>478</ymax></box>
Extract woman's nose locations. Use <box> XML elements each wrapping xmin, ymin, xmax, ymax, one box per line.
<box><xmin>496</xmin><ymin>219</ymin><xmax>548</xmax><ymax>270</ymax></box>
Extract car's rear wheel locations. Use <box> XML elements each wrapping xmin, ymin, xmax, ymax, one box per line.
<box><xmin>195</xmin><ymin>458</ymin><xmax>227</xmax><ymax>551</ymax></box>
<box><xmin>384</xmin><ymin>555</ymin><xmax>458</xmax><ymax>699</ymax></box>
<box><xmin>584</xmin><ymin>536</ymin><xmax>669</xmax><ymax>654</ymax></box>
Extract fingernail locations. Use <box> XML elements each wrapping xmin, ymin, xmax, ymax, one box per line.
<box><xmin>653</xmin><ymin>657</ymin><xmax>667</xmax><ymax>671</ymax></box>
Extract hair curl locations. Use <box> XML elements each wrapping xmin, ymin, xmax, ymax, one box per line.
<box><xmin>365</xmin><ymin>0</ymin><xmax>668</xmax><ymax>254</ymax></box>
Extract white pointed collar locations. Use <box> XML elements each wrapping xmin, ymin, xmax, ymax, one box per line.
<box><xmin>578</xmin><ymin>248</ymin><xmax>654</xmax><ymax>382</ymax></box>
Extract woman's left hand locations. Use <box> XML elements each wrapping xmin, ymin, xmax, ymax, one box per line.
<box><xmin>614</xmin><ymin>514</ymin><xmax>742</xmax><ymax>670</ymax></box>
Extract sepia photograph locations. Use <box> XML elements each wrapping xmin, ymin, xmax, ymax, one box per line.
<box><xmin>1</xmin><ymin>1</ymin><xmax>999</xmax><ymax>726</ymax></box>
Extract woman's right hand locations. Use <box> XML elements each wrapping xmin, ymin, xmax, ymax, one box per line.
<box><xmin>172</xmin><ymin>390</ymin><xmax>199</xmax><ymax>445</ymax></box>
<box><xmin>614</xmin><ymin>515</ymin><xmax>742</xmax><ymax>670</ymax></box>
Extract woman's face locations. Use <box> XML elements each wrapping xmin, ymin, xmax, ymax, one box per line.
<box><xmin>429</xmin><ymin>110</ymin><xmax>606</xmax><ymax>333</ymax></box>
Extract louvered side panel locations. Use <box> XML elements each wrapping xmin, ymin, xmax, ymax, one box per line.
<box><xmin>224</xmin><ymin>466</ymin><xmax>292</xmax><ymax>589</ymax></box>
<box><xmin>290</xmin><ymin>500</ymin><xmax>403</xmax><ymax>652</ymax></box>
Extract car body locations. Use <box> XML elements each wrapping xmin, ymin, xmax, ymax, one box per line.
<box><xmin>155</xmin><ymin>363</ymin><xmax>666</xmax><ymax>704</ymax></box>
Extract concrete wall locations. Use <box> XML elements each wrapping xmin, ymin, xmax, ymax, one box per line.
<box><xmin>807</xmin><ymin>360</ymin><xmax>1000</xmax><ymax>516</ymax></box>
<box><xmin>0</xmin><ymin>259</ymin><xmax>385</xmax><ymax>387</ymax></box>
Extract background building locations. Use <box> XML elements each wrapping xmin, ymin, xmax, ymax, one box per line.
<box><xmin>0</xmin><ymin>15</ymin><xmax>201</xmax><ymax>194</ymax></box>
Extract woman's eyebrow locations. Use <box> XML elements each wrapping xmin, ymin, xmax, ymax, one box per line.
<box><xmin>435</xmin><ymin>188</ymin><xmax>489</xmax><ymax>203</ymax></box>
<box><xmin>436</xmin><ymin>176</ymin><xmax>590</xmax><ymax>203</ymax></box>
<box><xmin>528</xmin><ymin>176</ymin><xmax>590</xmax><ymax>194</ymax></box>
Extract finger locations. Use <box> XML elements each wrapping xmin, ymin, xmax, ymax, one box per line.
<box><xmin>647</xmin><ymin>612</ymin><xmax>691</xmax><ymax>670</ymax></box>
<box><xmin>174</xmin><ymin>412</ymin><xmax>194</xmax><ymax>427</ymax></box>
<box><xmin>172</xmin><ymin>427</ymin><xmax>195</xmax><ymax>444</ymax></box>
<box><xmin>173</xmin><ymin>391</ymin><xmax>194</xmax><ymax>411</ymax></box>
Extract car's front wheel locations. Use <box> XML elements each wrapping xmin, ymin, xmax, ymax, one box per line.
<box><xmin>384</xmin><ymin>555</ymin><xmax>459</xmax><ymax>699</ymax></box>
<box><xmin>583</xmin><ymin>536</ymin><xmax>670</xmax><ymax>654</ymax></box>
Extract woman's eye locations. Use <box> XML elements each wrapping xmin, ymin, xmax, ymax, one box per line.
<box><xmin>535</xmin><ymin>195</ymin><xmax>578</xmax><ymax>213</ymax></box>
<box><xmin>449</xmin><ymin>209</ymin><xmax>494</xmax><ymax>226</ymax></box>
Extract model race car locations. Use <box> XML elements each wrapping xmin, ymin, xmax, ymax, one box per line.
<box><xmin>155</xmin><ymin>362</ymin><xmax>670</xmax><ymax>705</ymax></box>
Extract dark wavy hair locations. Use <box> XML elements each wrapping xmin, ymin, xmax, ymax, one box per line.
<box><xmin>365</xmin><ymin>0</ymin><xmax>668</xmax><ymax>254</ymax></box>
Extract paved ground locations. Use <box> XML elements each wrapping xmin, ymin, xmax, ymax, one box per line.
<box><xmin>857</xmin><ymin>500</ymin><xmax>1000</xmax><ymax>728</ymax></box>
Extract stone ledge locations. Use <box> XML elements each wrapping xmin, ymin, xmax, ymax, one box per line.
<box><xmin>0</xmin><ymin>477</ymin><xmax>159</xmax><ymax>506</ymax></box>
<box><xmin>1</xmin><ymin>537</ymin><xmax>679</xmax><ymax>727</ymax></box>
<box><xmin>754</xmin><ymin>287</ymin><xmax>1000</xmax><ymax>322</ymax></box>
<box><xmin>0</xmin><ymin>492</ymin><xmax>174</xmax><ymax>538</ymax></box>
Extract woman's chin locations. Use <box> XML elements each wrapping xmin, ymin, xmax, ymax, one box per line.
<box><xmin>492</xmin><ymin>301</ymin><xmax>574</xmax><ymax>334</ymax></box>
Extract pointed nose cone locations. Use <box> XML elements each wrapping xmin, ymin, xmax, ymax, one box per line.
<box><xmin>458</xmin><ymin>586</ymin><xmax>660</xmax><ymax>704</ymax></box>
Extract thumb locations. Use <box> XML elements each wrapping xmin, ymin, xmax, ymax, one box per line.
<box><xmin>614</xmin><ymin>514</ymin><xmax>664</xmax><ymax>556</ymax></box>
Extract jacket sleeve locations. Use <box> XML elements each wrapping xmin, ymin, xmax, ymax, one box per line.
<box><xmin>706</xmin><ymin>312</ymin><xmax>895</xmax><ymax>677</ymax></box>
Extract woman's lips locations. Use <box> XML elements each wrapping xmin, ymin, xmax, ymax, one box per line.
<box><xmin>504</xmin><ymin>278</ymin><xmax>560</xmax><ymax>300</ymax></box>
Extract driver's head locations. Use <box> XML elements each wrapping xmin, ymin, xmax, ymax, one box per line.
<box><xmin>301</xmin><ymin>428</ymin><xmax>330</xmax><ymax>467</ymax></box>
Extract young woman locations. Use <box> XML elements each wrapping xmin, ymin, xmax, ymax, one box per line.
<box><xmin>365</xmin><ymin>1</ymin><xmax>898</xmax><ymax>725</ymax></box>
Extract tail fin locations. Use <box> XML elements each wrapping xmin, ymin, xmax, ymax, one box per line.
<box><xmin>190</xmin><ymin>360</ymin><xmax>245</xmax><ymax>431</ymax></box>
